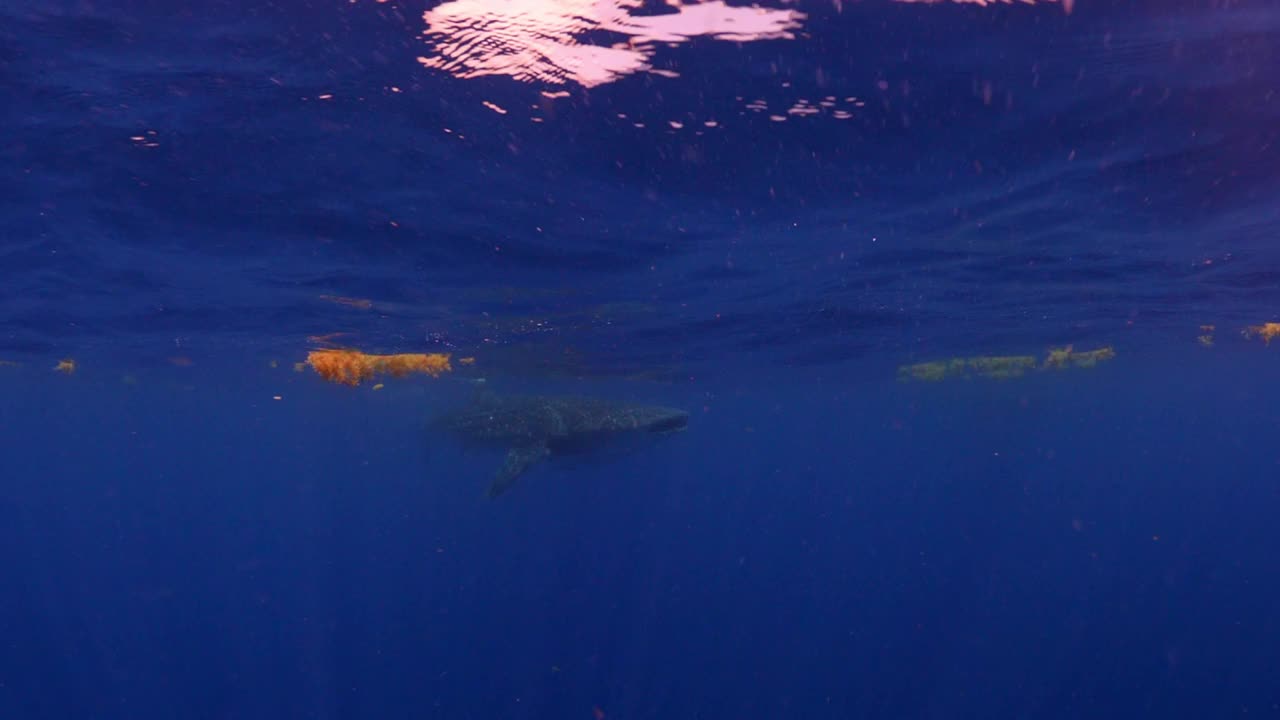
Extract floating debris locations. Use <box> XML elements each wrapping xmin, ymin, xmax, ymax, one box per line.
<box><xmin>1197</xmin><ymin>325</ymin><xmax>1215</xmax><ymax>347</ymax></box>
<box><xmin>306</xmin><ymin>349</ymin><xmax>453</xmax><ymax>387</ymax></box>
<box><xmin>1243</xmin><ymin>322</ymin><xmax>1280</xmax><ymax>345</ymax></box>
<box><xmin>898</xmin><ymin>355</ymin><xmax>1035</xmax><ymax>382</ymax></box>
<box><xmin>897</xmin><ymin>359</ymin><xmax>966</xmax><ymax>383</ymax></box>
<box><xmin>318</xmin><ymin>295</ymin><xmax>374</xmax><ymax>310</ymax></box>
<box><xmin>967</xmin><ymin>355</ymin><xmax>1038</xmax><ymax>379</ymax></box>
<box><xmin>1042</xmin><ymin>345</ymin><xmax>1115</xmax><ymax>370</ymax></box>
<box><xmin>898</xmin><ymin>346</ymin><xmax>1114</xmax><ymax>383</ymax></box>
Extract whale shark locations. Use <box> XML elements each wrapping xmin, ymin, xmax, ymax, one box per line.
<box><xmin>434</xmin><ymin>390</ymin><xmax>689</xmax><ymax>498</ymax></box>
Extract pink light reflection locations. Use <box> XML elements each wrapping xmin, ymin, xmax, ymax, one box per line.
<box><xmin>417</xmin><ymin>0</ymin><xmax>806</xmax><ymax>87</ymax></box>
<box><xmin>893</xmin><ymin>0</ymin><xmax>1073</xmax><ymax>12</ymax></box>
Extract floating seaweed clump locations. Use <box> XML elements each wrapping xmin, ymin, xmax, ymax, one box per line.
<box><xmin>897</xmin><ymin>355</ymin><xmax>1037</xmax><ymax>382</ymax></box>
<box><xmin>1041</xmin><ymin>345</ymin><xmax>1115</xmax><ymax>370</ymax></box>
<box><xmin>1243</xmin><ymin>323</ymin><xmax>1280</xmax><ymax>345</ymax></box>
<box><xmin>897</xmin><ymin>358</ymin><xmax>967</xmax><ymax>383</ymax></box>
<box><xmin>1198</xmin><ymin>325</ymin><xmax>1215</xmax><ymax>347</ymax></box>
<box><xmin>897</xmin><ymin>355</ymin><xmax>1038</xmax><ymax>382</ymax></box>
<box><xmin>306</xmin><ymin>349</ymin><xmax>452</xmax><ymax>386</ymax></box>
<box><xmin>897</xmin><ymin>345</ymin><xmax>1115</xmax><ymax>383</ymax></box>
<box><xmin>967</xmin><ymin>355</ymin><xmax>1039</xmax><ymax>379</ymax></box>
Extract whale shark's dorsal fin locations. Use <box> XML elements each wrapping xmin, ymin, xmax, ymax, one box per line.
<box><xmin>487</xmin><ymin>442</ymin><xmax>550</xmax><ymax>498</ymax></box>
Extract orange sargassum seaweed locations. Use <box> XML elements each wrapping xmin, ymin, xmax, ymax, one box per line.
<box><xmin>1244</xmin><ymin>322</ymin><xmax>1280</xmax><ymax>345</ymax></box>
<box><xmin>306</xmin><ymin>349</ymin><xmax>452</xmax><ymax>386</ymax></box>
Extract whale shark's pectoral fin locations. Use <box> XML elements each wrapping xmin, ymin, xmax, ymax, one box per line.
<box><xmin>487</xmin><ymin>442</ymin><xmax>551</xmax><ymax>499</ymax></box>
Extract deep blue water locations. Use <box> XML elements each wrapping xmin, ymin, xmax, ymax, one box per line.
<box><xmin>3</xmin><ymin>0</ymin><xmax>1280</xmax><ymax>717</ymax></box>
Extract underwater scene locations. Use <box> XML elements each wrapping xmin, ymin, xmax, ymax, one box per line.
<box><xmin>3</xmin><ymin>0</ymin><xmax>1280</xmax><ymax>717</ymax></box>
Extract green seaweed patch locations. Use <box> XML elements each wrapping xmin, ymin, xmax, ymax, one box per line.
<box><xmin>898</xmin><ymin>346</ymin><xmax>1115</xmax><ymax>383</ymax></box>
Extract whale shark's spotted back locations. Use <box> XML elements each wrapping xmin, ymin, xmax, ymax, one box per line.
<box><xmin>435</xmin><ymin>392</ymin><xmax>689</xmax><ymax>497</ymax></box>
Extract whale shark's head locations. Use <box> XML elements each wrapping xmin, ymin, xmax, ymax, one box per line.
<box><xmin>632</xmin><ymin>405</ymin><xmax>689</xmax><ymax>434</ymax></box>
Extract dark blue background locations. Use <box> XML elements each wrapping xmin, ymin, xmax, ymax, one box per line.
<box><xmin>4</xmin><ymin>353</ymin><xmax>1280</xmax><ymax>718</ymax></box>
<box><xmin>3</xmin><ymin>0</ymin><xmax>1280</xmax><ymax>717</ymax></box>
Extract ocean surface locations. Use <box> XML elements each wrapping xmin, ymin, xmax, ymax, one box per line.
<box><xmin>3</xmin><ymin>0</ymin><xmax>1280</xmax><ymax>717</ymax></box>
